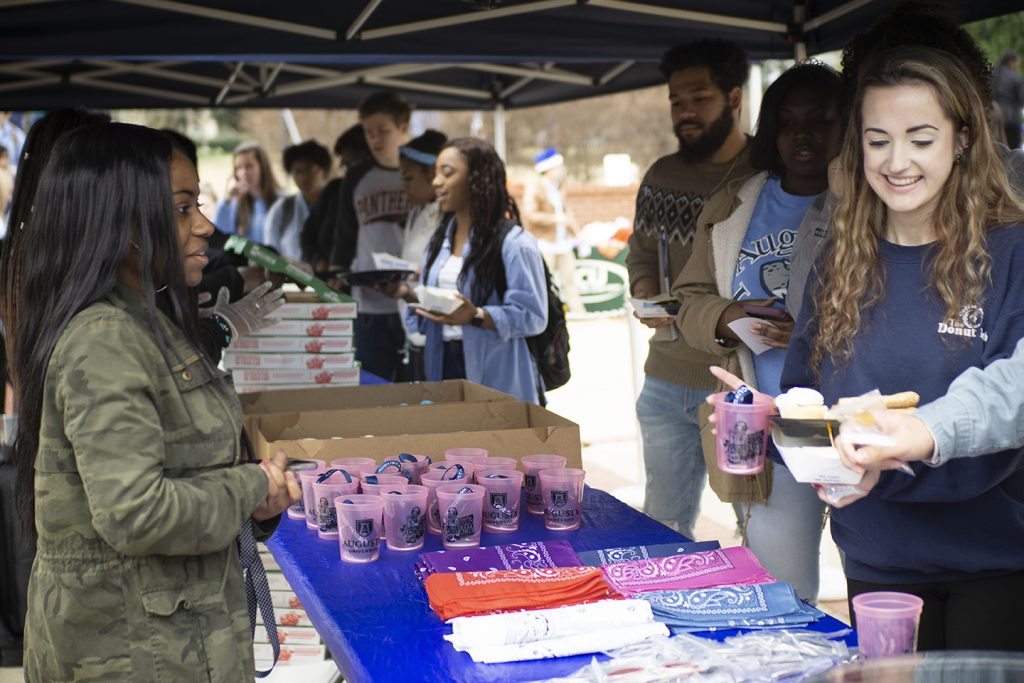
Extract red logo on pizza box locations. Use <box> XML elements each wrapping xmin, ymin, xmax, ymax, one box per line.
<box><xmin>312</xmin><ymin>306</ymin><xmax>330</xmax><ymax>320</ymax></box>
<box><xmin>315</xmin><ymin>371</ymin><xmax>333</xmax><ymax>384</ymax></box>
<box><xmin>305</xmin><ymin>324</ymin><xmax>324</xmax><ymax>337</ymax></box>
<box><xmin>305</xmin><ymin>341</ymin><xmax>323</xmax><ymax>353</ymax></box>
<box><xmin>306</xmin><ymin>357</ymin><xmax>325</xmax><ymax>369</ymax></box>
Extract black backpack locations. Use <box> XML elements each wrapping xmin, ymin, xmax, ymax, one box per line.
<box><xmin>495</xmin><ymin>223</ymin><xmax>571</xmax><ymax>400</ymax></box>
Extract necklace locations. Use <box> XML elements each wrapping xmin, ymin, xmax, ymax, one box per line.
<box><xmin>699</xmin><ymin>148</ymin><xmax>745</xmax><ymax>200</ymax></box>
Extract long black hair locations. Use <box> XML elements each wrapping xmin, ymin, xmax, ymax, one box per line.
<box><xmin>7</xmin><ymin>122</ymin><xmax>201</xmax><ymax>527</ymax></box>
<box><xmin>749</xmin><ymin>61</ymin><xmax>841</xmax><ymax>178</ymax></box>
<box><xmin>424</xmin><ymin>137</ymin><xmax>521</xmax><ymax>305</ymax></box>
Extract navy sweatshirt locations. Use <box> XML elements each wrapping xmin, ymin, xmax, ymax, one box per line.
<box><xmin>783</xmin><ymin>225</ymin><xmax>1024</xmax><ymax>584</ymax></box>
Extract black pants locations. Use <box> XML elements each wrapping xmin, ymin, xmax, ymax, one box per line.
<box><xmin>847</xmin><ymin>571</ymin><xmax>1024</xmax><ymax>652</ymax></box>
<box><xmin>0</xmin><ymin>458</ymin><xmax>33</xmax><ymax>666</ymax></box>
<box><xmin>354</xmin><ymin>312</ymin><xmax>406</xmax><ymax>383</ymax></box>
<box><xmin>1004</xmin><ymin>119</ymin><xmax>1022</xmax><ymax>152</ymax></box>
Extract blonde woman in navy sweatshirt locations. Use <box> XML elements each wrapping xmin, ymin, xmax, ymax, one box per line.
<box><xmin>782</xmin><ymin>47</ymin><xmax>1024</xmax><ymax>651</ymax></box>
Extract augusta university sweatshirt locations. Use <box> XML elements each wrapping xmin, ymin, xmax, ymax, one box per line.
<box><xmin>783</xmin><ymin>225</ymin><xmax>1024</xmax><ymax>584</ymax></box>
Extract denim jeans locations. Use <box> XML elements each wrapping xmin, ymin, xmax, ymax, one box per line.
<box><xmin>442</xmin><ymin>340</ymin><xmax>467</xmax><ymax>380</ymax></box>
<box><xmin>744</xmin><ymin>463</ymin><xmax>824</xmax><ymax>604</ymax></box>
<box><xmin>635</xmin><ymin>376</ymin><xmax>710</xmax><ymax>539</ymax></box>
<box><xmin>354</xmin><ymin>312</ymin><xmax>406</xmax><ymax>382</ymax></box>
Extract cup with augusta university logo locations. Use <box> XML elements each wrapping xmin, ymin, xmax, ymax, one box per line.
<box><xmin>478</xmin><ymin>469</ymin><xmax>525</xmax><ymax>533</ymax></box>
<box><xmin>313</xmin><ymin>469</ymin><xmax>360</xmax><ymax>540</ymax></box>
<box><xmin>419</xmin><ymin>469</ymin><xmax>456</xmax><ymax>535</ymax></box>
<box><xmin>286</xmin><ymin>459</ymin><xmax>325</xmax><ymax>521</ymax></box>
<box><xmin>297</xmin><ymin>465</ymin><xmax>328</xmax><ymax>530</ymax></box>
<box><xmin>335</xmin><ymin>495</ymin><xmax>384</xmax><ymax>564</ymax></box>
<box><xmin>712</xmin><ymin>391</ymin><xmax>772</xmax><ymax>475</ymax></box>
<box><xmin>539</xmin><ymin>467</ymin><xmax>586</xmax><ymax>531</ymax></box>
<box><xmin>381</xmin><ymin>484</ymin><xmax>429</xmax><ymax>551</ymax></box>
<box><xmin>435</xmin><ymin>483</ymin><xmax>485</xmax><ymax>549</ymax></box>
<box><xmin>520</xmin><ymin>454</ymin><xmax>567</xmax><ymax>514</ymax></box>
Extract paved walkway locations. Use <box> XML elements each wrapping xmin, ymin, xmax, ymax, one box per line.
<box><xmin>547</xmin><ymin>313</ymin><xmax>850</xmax><ymax>623</ymax></box>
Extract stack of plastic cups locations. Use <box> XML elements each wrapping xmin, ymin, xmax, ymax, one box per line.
<box><xmin>381</xmin><ymin>484</ymin><xmax>429</xmax><ymax>551</ymax></box>
<box><xmin>477</xmin><ymin>469</ymin><xmax>525</xmax><ymax>533</ymax></box>
<box><xmin>285</xmin><ymin>459</ymin><xmax>325</xmax><ymax>521</ymax></box>
<box><xmin>852</xmin><ymin>591</ymin><xmax>924</xmax><ymax>658</ymax></box>
<box><xmin>421</xmin><ymin>467</ymin><xmax>470</xmax><ymax>535</ymax></box>
<box><xmin>480</xmin><ymin>456</ymin><xmax>518</xmax><ymax>471</ymax></box>
<box><xmin>426</xmin><ymin>460</ymin><xmax>476</xmax><ymax>484</ymax></box>
<box><xmin>297</xmin><ymin>464</ymin><xmax>329</xmax><ymax>531</ymax></box>
<box><xmin>538</xmin><ymin>467</ymin><xmax>586</xmax><ymax>531</ymax></box>
<box><xmin>313</xmin><ymin>469</ymin><xmax>360</xmax><ymax>540</ymax></box>
<box><xmin>443</xmin><ymin>447</ymin><xmax>489</xmax><ymax>464</ymax></box>
<box><xmin>520</xmin><ymin>454</ymin><xmax>567</xmax><ymax>514</ymax></box>
<box><xmin>358</xmin><ymin>473</ymin><xmax>409</xmax><ymax>497</ymax></box>
<box><xmin>335</xmin><ymin>495</ymin><xmax>384</xmax><ymax>563</ymax></box>
<box><xmin>435</xmin><ymin>483</ymin><xmax>485</xmax><ymax>549</ymax></box>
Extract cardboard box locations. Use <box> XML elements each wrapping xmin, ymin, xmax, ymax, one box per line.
<box><xmin>237</xmin><ymin>383</ymin><xmax>356</xmax><ymax>394</ymax></box>
<box><xmin>254</xmin><ymin>643</ymin><xmax>325</xmax><ymax>665</ymax></box>
<box><xmin>232</xmin><ymin>367</ymin><xmax>361</xmax><ymax>387</ymax></box>
<box><xmin>270</xmin><ymin>590</ymin><xmax>304</xmax><ymax>610</ymax></box>
<box><xmin>267</xmin><ymin>573</ymin><xmax>293</xmax><ymax>592</ymax></box>
<box><xmin>229</xmin><ymin>336</ymin><xmax>353</xmax><ymax>353</ymax></box>
<box><xmin>223</xmin><ymin>352</ymin><xmax>356</xmax><ymax>370</ymax></box>
<box><xmin>249</xmin><ymin>319</ymin><xmax>353</xmax><ymax>337</ymax></box>
<box><xmin>240</xmin><ymin>379</ymin><xmax>514</xmax><ymax>418</ymax></box>
<box><xmin>265</xmin><ymin>292</ymin><xmax>357</xmax><ymax>320</ymax></box>
<box><xmin>256</xmin><ymin>400</ymin><xmax>582</xmax><ymax>468</ymax></box>
<box><xmin>255</xmin><ymin>625</ymin><xmax>322</xmax><ymax>645</ymax></box>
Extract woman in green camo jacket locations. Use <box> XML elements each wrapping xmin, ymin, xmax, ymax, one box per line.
<box><xmin>4</xmin><ymin>122</ymin><xmax>298</xmax><ymax>682</ymax></box>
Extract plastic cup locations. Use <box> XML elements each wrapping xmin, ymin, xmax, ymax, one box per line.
<box><xmin>420</xmin><ymin>470</ymin><xmax>454</xmax><ymax>535</ymax></box>
<box><xmin>444</xmin><ymin>447</ymin><xmax>489</xmax><ymax>464</ymax></box>
<box><xmin>285</xmin><ymin>459</ymin><xmax>324</xmax><ymax>520</ymax></box>
<box><xmin>359</xmin><ymin>474</ymin><xmax>409</xmax><ymax>497</ymax></box>
<box><xmin>852</xmin><ymin>591</ymin><xmax>924</xmax><ymax>658</ymax></box>
<box><xmin>335</xmin><ymin>495</ymin><xmax>384</xmax><ymax>564</ymax></box>
<box><xmin>395</xmin><ymin>453</ymin><xmax>432</xmax><ymax>484</ymax></box>
<box><xmin>539</xmin><ymin>467</ymin><xmax>586</xmax><ymax>531</ymax></box>
<box><xmin>435</xmin><ymin>483</ymin><xmax>485</xmax><ymax>549</ymax></box>
<box><xmin>331</xmin><ymin>457</ymin><xmax>377</xmax><ymax>473</ymax></box>
<box><xmin>480</xmin><ymin>456</ymin><xmax>519</xmax><ymax>471</ymax></box>
<box><xmin>297</xmin><ymin>465</ymin><xmax>328</xmax><ymax>530</ymax></box>
<box><xmin>712</xmin><ymin>391</ymin><xmax>773</xmax><ymax>475</ymax></box>
<box><xmin>312</xmin><ymin>470</ymin><xmax>360</xmax><ymax>540</ymax></box>
<box><xmin>521</xmin><ymin>454</ymin><xmax>567</xmax><ymax>514</ymax></box>
<box><xmin>479</xmin><ymin>470</ymin><xmax>525</xmax><ymax>533</ymax></box>
<box><xmin>427</xmin><ymin>461</ymin><xmax>476</xmax><ymax>484</ymax></box>
<box><xmin>381</xmin><ymin>484</ymin><xmax>429</xmax><ymax>551</ymax></box>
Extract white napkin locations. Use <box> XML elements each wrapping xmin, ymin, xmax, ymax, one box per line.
<box><xmin>727</xmin><ymin>317</ymin><xmax>776</xmax><ymax>355</ymax></box>
<box><xmin>458</xmin><ymin>622</ymin><xmax>669</xmax><ymax>663</ymax></box>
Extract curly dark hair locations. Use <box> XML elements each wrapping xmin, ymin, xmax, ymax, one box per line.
<box><xmin>840</xmin><ymin>1</ymin><xmax>993</xmax><ymax>117</ymax></box>
<box><xmin>658</xmin><ymin>39</ymin><xmax>748</xmax><ymax>93</ymax></box>
<box><xmin>750</xmin><ymin>60</ymin><xmax>841</xmax><ymax>177</ymax></box>
<box><xmin>283</xmin><ymin>139</ymin><xmax>331</xmax><ymax>173</ymax></box>
<box><xmin>424</xmin><ymin>137</ymin><xmax>521</xmax><ymax>305</ymax></box>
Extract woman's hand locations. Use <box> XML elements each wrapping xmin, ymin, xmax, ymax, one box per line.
<box><xmin>375</xmin><ymin>280</ymin><xmax>417</xmax><ymax>302</ymax></box>
<box><xmin>754</xmin><ymin>317</ymin><xmax>794</xmax><ymax>349</ymax></box>
<box><xmin>704</xmin><ymin>366</ymin><xmax>777</xmax><ymax>436</ymax></box>
<box><xmin>814</xmin><ymin>469</ymin><xmax>880</xmax><ymax>508</ymax></box>
<box><xmin>416</xmin><ymin>293</ymin><xmax>479</xmax><ymax>326</ymax></box>
<box><xmin>833</xmin><ymin>411</ymin><xmax>936</xmax><ymax>473</ymax></box>
<box><xmin>253</xmin><ymin>450</ymin><xmax>301</xmax><ymax>522</ymax></box>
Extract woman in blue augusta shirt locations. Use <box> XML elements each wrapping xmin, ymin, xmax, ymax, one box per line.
<box><xmin>783</xmin><ymin>47</ymin><xmax>1024</xmax><ymax>651</ymax></box>
<box><xmin>402</xmin><ymin>137</ymin><xmax>547</xmax><ymax>403</ymax></box>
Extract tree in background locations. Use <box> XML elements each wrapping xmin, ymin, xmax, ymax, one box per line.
<box><xmin>965</xmin><ymin>11</ymin><xmax>1024</xmax><ymax>67</ymax></box>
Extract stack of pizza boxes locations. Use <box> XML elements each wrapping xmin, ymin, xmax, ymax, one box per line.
<box><xmin>254</xmin><ymin>543</ymin><xmax>327</xmax><ymax>667</ymax></box>
<box><xmin>225</xmin><ymin>292</ymin><xmax>360</xmax><ymax>393</ymax></box>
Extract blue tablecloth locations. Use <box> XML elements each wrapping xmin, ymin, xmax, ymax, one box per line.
<box><xmin>359</xmin><ymin>369</ymin><xmax>388</xmax><ymax>385</ymax></box>
<box><xmin>267</xmin><ymin>486</ymin><xmax>853</xmax><ymax>683</ymax></box>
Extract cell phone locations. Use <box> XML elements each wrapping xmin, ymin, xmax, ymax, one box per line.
<box><xmin>741</xmin><ymin>303</ymin><xmax>788</xmax><ymax>320</ymax></box>
<box><xmin>284</xmin><ymin>459</ymin><xmax>322</xmax><ymax>473</ymax></box>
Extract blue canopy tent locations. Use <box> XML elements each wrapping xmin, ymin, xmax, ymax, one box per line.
<box><xmin>0</xmin><ymin>0</ymin><xmax>1019</xmax><ymax>111</ymax></box>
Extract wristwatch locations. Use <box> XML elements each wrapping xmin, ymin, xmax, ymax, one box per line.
<box><xmin>470</xmin><ymin>307</ymin><xmax>486</xmax><ymax>327</ymax></box>
<box><xmin>715</xmin><ymin>336</ymin><xmax>738</xmax><ymax>348</ymax></box>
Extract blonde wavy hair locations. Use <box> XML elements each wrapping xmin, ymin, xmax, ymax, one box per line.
<box><xmin>811</xmin><ymin>46</ymin><xmax>1024</xmax><ymax>372</ymax></box>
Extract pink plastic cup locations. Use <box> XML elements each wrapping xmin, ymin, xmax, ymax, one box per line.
<box><xmin>359</xmin><ymin>474</ymin><xmax>409</xmax><ymax>497</ymax></box>
<box><xmin>420</xmin><ymin>470</ymin><xmax>460</xmax><ymax>535</ymax></box>
<box><xmin>539</xmin><ymin>467</ymin><xmax>586</xmax><ymax>531</ymax></box>
<box><xmin>297</xmin><ymin>465</ymin><xmax>328</xmax><ymax>530</ymax></box>
<box><xmin>427</xmin><ymin>460</ymin><xmax>476</xmax><ymax>484</ymax></box>
<box><xmin>381</xmin><ymin>484</ymin><xmax>429</xmax><ymax>551</ymax></box>
<box><xmin>479</xmin><ymin>470</ymin><xmax>525</xmax><ymax>533</ymax></box>
<box><xmin>712</xmin><ymin>392</ymin><xmax>773</xmax><ymax>475</ymax></box>
<box><xmin>313</xmin><ymin>471</ymin><xmax>360</xmax><ymax>540</ymax></box>
<box><xmin>395</xmin><ymin>453</ymin><xmax>432</xmax><ymax>484</ymax></box>
<box><xmin>480</xmin><ymin>456</ymin><xmax>519</xmax><ymax>471</ymax></box>
<box><xmin>521</xmin><ymin>454</ymin><xmax>567</xmax><ymax>514</ymax></box>
<box><xmin>852</xmin><ymin>591</ymin><xmax>924</xmax><ymax>658</ymax></box>
<box><xmin>335</xmin><ymin>494</ymin><xmax>383</xmax><ymax>563</ymax></box>
<box><xmin>285</xmin><ymin>459</ymin><xmax>325</xmax><ymax>520</ymax></box>
<box><xmin>444</xmin><ymin>447</ymin><xmax>489</xmax><ymax>464</ymax></box>
<box><xmin>331</xmin><ymin>457</ymin><xmax>377</xmax><ymax>473</ymax></box>
<box><xmin>435</xmin><ymin>483</ymin><xmax>485</xmax><ymax>549</ymax></box>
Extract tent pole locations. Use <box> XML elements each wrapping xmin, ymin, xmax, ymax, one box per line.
<box><xmin>792</xmin><ymin>1</ymin><xmax>808</xmax><ymax>61</ymax></box>
<box><xmin>494</xmin><ymin>104</ymin><xmax>507</xmax><ymax>163</ymax></box>
<box><xmin>747</xmin><ymin>63</ymin><xmax>763</xmax><ymax>135</ymax></box>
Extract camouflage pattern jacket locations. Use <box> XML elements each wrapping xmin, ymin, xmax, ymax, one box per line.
<box><xmin>24</xmin><ymin>286</ymin><xmax>268</xmax><ymax>682</ymax></box>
